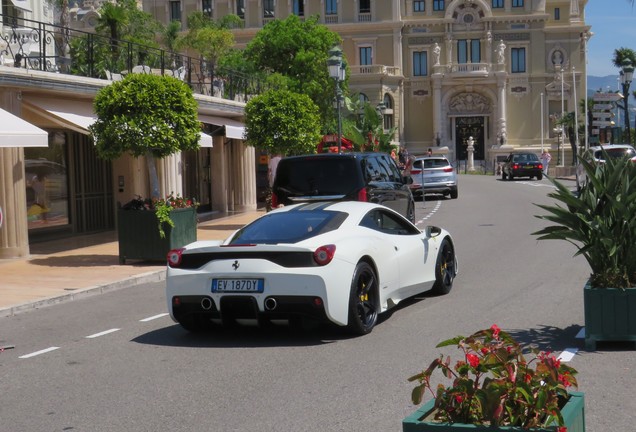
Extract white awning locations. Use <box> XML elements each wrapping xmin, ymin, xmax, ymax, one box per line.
<box><xmin>199</xmin><ymin>132</ymin><xmax>213</xmax><ymax>148</ymax></box>
<box><xmin>198</xmin><ymin>114</ymin><xmax>246</xmax><ymax>140</ymax></box>
<box><xmin>0</xmin><ymin>108</ymin><xmax>48</xmax><ymax>147</ymax></box>
<box><xmin>9</xmin><ymin>0</ymin><xmax>32</xmax><ymax>12</ymax></box>
<box><xmin>22</xmin><ymin>97</ymin><xmax>96</xmax><ymax>135</ymax></box>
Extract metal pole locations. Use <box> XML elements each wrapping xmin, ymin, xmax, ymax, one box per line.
<box><xmin>336</xmin><ymin>86</ymin><xmax>342</xmax><ymax>153</ymax></box>
<box><xmin>560</xmin><ymin>67</ymin><xmax>565</xmax><ymax>166</ymax></box>
<box><xmin>541</xmin><ymin>92</ymin><xmax>544</xmax><ymax>152</ymax></box>
<box><xmin>584</xmin><ymin>32</ymin><xmax>590</xmax><ymax>151</ymax></box>
<box><xmin>573</xmin><ymin>66</ymin><xmax>578</xmax><ymax>163</ymax></box>
<box><xmin>626</xmin><ymin>81</ymin><xmax>631</xmax><ymax>145</ymax></box>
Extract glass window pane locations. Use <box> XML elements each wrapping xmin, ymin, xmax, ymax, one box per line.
<box><xmin>471</xmin><ymin>39</ymin><xmax>481</xmax><ymax>63</ymax></box>
<box><xmin>457</xmin><ymin>40</ymin><xmax>467</xmax><ymax>64</ymax></box>
<box><xmin>360</xmin><ymin>47</ymin><xmax>372</xmax><ymax>65</ymax></box>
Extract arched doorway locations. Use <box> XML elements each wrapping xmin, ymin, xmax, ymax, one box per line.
<box><xmin>447</xmin><ymin>92</ymin><xmax>492</xmax><ymax>163</ymax></box>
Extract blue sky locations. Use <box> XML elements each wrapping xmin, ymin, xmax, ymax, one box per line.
<box><xmin>586</xmin><ymin>0</ymin><xmax>636</xmax><ymax>77</ymax></box>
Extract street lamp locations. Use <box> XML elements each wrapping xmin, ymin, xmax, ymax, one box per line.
<box><xmin>553</xmin><ymin>125</ymin><xmax>563</xmax><ymax>166</ymax></box>
<box><xmin>620</xmin><ymin>59</ymin><xmax>634</xmax><ymax>144</ymax></box>
<box><xmin>328</xmin><ymin>46</ymin><xmax>346</xmax><ymax>153</ymax></box>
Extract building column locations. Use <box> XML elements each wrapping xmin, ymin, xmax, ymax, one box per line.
<box><xmin>0</xmin><ymin>92</ymin><xmax>30</xmax><ymax>258</ymax></box>
<box><xmin>158</xmin><ymin>153</ymin><xmax>183</xmax><ymax>198</ymax></box>
<box><xmin>496</xmin><ymin>76</ymin><xmax>508</xmax><ymax>145</ymax></box>
<box><xmin>229</xmin><ymin>140</ymin><xmax>256</xmax><ymax>212</ymax></box>
<box><xmin>432</xmin><ymin>76</ymin><xmax>443</xmax><ymax>146</ymax></box>
<box><xmin>211</xmin><ymin>135</ymin><xmax>228</xmax><ymax>213</ymax></box>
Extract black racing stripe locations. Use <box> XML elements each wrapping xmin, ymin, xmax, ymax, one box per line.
<box><xmin>178</xmin><ymin>250</ymin><xmax>318</xmax><ymax>270</ymax></box>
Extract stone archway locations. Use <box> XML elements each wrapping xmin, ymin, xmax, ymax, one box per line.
<box><xmin>447</xmin><ymin>92</ymin><xmax>492</xmax><ymax>161</ymax></box>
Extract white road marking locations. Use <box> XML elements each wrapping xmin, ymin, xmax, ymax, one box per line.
<box><xmin>575</xmin><ymin>328</ymin><xmax>586</xmax><ymax>339</ymax></box>
<box><xmin>557</xmin><ymin>348</ymin><xmax>579</xmax><ymax>363</ymax></box>
<box><xmin>416</xmin><ymin>200</ymin><xmax>441</xmax><ymax>225</ymax></box>
<box><xmin>19</xmin><ymin>346</ymin><xmax>60</xmax><ymax>359</ymax></box>
<box><xmin>85</xmin><ymin>328</ymin><xmax>120</xmax><ymax>339</ymax></box>
<box><xmin>140</xmin><ymin>313</ymin><xmax>169</xmax><ymax>322</ymax></box>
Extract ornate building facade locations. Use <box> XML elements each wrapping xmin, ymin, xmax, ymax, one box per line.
<box><xmin>143</xmin><ymin>0</ymin><xmax>590</xmax><ymax>166</ymax></box>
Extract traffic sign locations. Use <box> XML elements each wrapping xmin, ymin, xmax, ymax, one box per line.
<box><xmin>592</xmin><ymin>111</ymin><xmax>614</xmax><ymax>118</ymax></box>
<box><xmin>593</xmin><ymin>92</ymin><xmax>623</xmax><ymax>102</ymax></box>
<box><xmin>593</xmin><ymin>104</ymin><xmax>614</xmax><ymax>110</ymax></box>
<box><xmin>592</xmin><ymin>120</ymin><xmax>615</xmax><ymax>127</ymax></box>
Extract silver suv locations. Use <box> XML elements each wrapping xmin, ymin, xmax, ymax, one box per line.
<box><xmin>407</xmin><ymin>156</ymin><xmax>458</xmax><ymax>199</ymax></box>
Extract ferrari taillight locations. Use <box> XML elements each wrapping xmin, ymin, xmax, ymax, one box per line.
<box><xmin>314</xmin><ymin>244</ymin><xmax>336</xmax><ymax>266</ymax></box>
<box><xmin>357</xmin><ymin>188</ymin><xmax>368</xmax><ymax>202</ymax></box>
<box><xmin>167</xmin><ymin>248</ymin><xmax>184</xmax><ymax>267</ymax></box>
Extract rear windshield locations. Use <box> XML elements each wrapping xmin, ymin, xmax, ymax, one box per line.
<box><xmin>275</xmin><ymin>157</ymin><xmax>361</xmax><ymax>195</ymax></box>
<box><xmin>423</xmin><ymin>158</ymin><xmax>451</xmax><ymax>169</ymax></box>
<box><xmin>512</xmin><ymin>154</ymin><xmax>539</xmax><ymax>162</ymax></box>
<box><xmin>228</xmin><ymin>210</ymin><xmax>347</xmax><ymax>244</ymax></box>
<box><xmin>594</xmin><ymin>148</ymin><xmax>636</xmax><ymax>159</ymax></box>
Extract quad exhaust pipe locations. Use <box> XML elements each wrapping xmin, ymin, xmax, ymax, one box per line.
<box><xmin>264</xmin><ymin>297</ymin><xmax>277</xmax><ymax>311</ymax></box>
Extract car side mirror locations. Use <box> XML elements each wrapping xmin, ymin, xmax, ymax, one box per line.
<box><xmin>425</xmin><ymin>225</ymin><xmax>442</xmax><ymax>238</ymax></box>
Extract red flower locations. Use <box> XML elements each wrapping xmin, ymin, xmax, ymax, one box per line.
<box><xmin>455</xmin><ymin>394</ymin><xmax>463</xmax><ymax>403</ymax></box>
<box><xmin>466</xmin><ymin>353</ymin><xmax>480</xmax><ymax>368</ymax></box>
<box><xmin>490</xmin><ymin>324</ymin><xmax>501</xmax><ymax>339</ymax></box>
<box><xmin>557</xmin><ymin>427</ymin><xmax>567</xmax><ymax>432</ymax></box>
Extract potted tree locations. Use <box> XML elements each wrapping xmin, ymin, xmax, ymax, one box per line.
<box><xmin>533</xmin><ymin>152</ymin><xmax>636</xmax><ymax>349</ymax></box>
<box><xmin>404</xmin><ymin>325</ymin><xmax>585</xmax><ymax>431</ymax></box>
<box><xmin>89</xmin><ymin>73</ymin><xmax>203</xmax><ymax>264</ymax></box>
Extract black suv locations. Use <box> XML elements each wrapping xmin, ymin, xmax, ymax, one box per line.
<box><xmin>272</xmin><ymin>152</ymin><xmax>415</xmax><ymax>222</ymax></box>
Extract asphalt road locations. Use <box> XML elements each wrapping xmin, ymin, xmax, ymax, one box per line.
<box><xmin>1</xmin><ymin>174</ymin><xmax>634</xmax><ymax>431</ymax></box>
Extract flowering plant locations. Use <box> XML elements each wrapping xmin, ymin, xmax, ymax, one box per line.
<box><xmin>122</xmin><ymin>193</ymin><xmax>198</xmax><ymax>238</ymax></box>
<box><xmin>408</xmin><ymin>325</ymin><xmax>578</xmax><ymax>430</ymax></box>
<box><xmin>151</xmin><ymin>193</ymin><xmax>198</xmax><ymax>238</ymax></box>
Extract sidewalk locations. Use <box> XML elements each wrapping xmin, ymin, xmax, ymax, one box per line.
<box><xmin>0</xmin><ymin>209</ymin><xmax>265</xmax><ymax>318</ymax></box>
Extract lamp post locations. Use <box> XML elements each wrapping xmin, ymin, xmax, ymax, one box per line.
<box><xmin>553</xmin><ymin>125</ymin><xmax>563</xmax><ymax>166</ymax></box>
<box><xmin>620</xmin><ymin>59</ymin><xmax>634</xmax><ymax>144</ymax></box>
<box><xmin>328</xmin><ymin>46</ymin><xmax>346</xmax><ymax>153</ymax></box>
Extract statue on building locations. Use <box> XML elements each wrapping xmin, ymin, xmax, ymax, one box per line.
<box><xmin>496</xmin><ymin>40</ymin><xmax>506</xmax><ymax>64</ymax></box>
<box><xmin>432</xmin><ymin>43</ymin><xmax>441</xmax><ymax>66</ymax></box>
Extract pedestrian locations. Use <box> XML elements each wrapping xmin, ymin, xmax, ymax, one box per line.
<box><xmin>390</xmin><ymin>148</ymin><xmax>397</xmax><ymax>161</ymax></box>
<box><xmin>541</xmin><ymin>150</ymin><xmax>552</xmax><ymax>175</ymax></box>
<box><xmin>427</xmin><ymin>148</ymin><xmax>433</xmax><ymax>157</ymax></box>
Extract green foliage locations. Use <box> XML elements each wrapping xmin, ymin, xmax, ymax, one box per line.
<box><xmin>90</xmin><ymin>73</ymin><xmax>201</xmax><ymax>159</ymax></box>
<box><xmin>245</xmin><ymin>89</ymin><xmax>322</xmax><ymax>156</ymax></box>
<box><xmin>176</xmin><ymin>13</ymin><xmax>235</xmax><ymax>66</ymax></box>
<box><xmin>244</xmin><ymin>15</ymin><xmax>342</xmax><ymax>126</ymax></box>
<box><xmin>151</xmin><ymin>193</ymin><xmax>198</xmax><ymax>238</ymax></box>
<box><xmin>342</xmin><ymin>97</ymin><xmax>396</xmax><ymax>152</ymax></box>
<box><xmin>408</xmin><ymin>325</ymin><xmax>577</xmax><ymax>429</ymax></box>
<box><xmin>612</xmin><ymin>47</ymin><xmax>636</xmax><ymax>69</ymax></box>
<box><xmin>533</xmin><ymin>153</ymin><xmax>636</xmax><ymax>288</ymax></box>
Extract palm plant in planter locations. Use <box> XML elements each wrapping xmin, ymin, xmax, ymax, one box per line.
<box><xmin>533</xmin><ymin>153</ymin><xmax>636</xmax><ymax>349</ymax></box>
<box><xmin>89</xmin><ymin>73</ymin><xmax>203</xmax><ymax>263</ymax></box>
<box><xmin>404</xmin><ymin>325</ymin><xmax>584</xmax><ymax>431</ymax></box>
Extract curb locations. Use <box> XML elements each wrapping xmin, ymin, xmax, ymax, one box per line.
<box><xmin>0</xmin><ymin>270</ymin><xmax>166</xmax><ymax>318</ymax></box>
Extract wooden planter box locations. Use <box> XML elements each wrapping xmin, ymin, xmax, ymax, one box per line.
<box><xmin>402</xmin><ymin>392</ymin><xmax>585</xmax><ymax>432</ymax></box>
<box><xmin>584</xmin><ymin>281</ymin><xmax>636</xmax><ymax>350</ymax></box>
<box><xmin>117</xmin><ymin>207</ymin><xmax>197</xmax><ymax>264</ymax></box>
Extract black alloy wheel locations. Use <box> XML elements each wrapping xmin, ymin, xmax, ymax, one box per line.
<box><xmin>347</xmin><ymin>262</ymin><xmax>379</xmax><ymax>335</ymax></box>
<box><xmin>431</xmin><ymin>238</ymin><xmax>456</xmax><ymax>295</ymax></box>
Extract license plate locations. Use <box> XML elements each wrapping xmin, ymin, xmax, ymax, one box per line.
<box><xmin>211</xmin><ymin>278</ymin><xmax>264</xmax><ymax>293</ymax></box>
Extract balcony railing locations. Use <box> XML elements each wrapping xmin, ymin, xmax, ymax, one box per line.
<box><xmin>349</xmin><ymin>65</ymin><xmax>402</xmax><ymax>76</ymax></box>
<box><xmin>0</xmin><ymin>14</ymin><xmax>271</xmax><ymax>102</ymax></box>
<box><xmin>449</xmin><ymin>62</ymin><xmax>490</xmax><ymax>76</ymax></box>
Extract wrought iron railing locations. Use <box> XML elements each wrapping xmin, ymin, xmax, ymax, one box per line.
<box><xmin>0</xmin><ymin>13</ymin><xmax>270</xmax><ymax>101</ymax></box>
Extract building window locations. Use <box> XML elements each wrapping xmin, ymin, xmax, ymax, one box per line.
<box><xmin>202</xmin><ymin>0</ymin><xmax>212</xmax><ymax>18</ymax></box>
<box><xmin>554</xmin><ymin>7</ymin><xmax>560</xmax><ymax>20</ymax></box>
<box><xmin>360</xmin><ymin>0</ymin><xmax>370</xmax><ymax>14</ymax></box>
<box><xmin>414</xmin><ymin>1</ymin><xmax>425</xmax><ymax>12</ymax></box>
<box><xmin>413</xmin><ymin>51</ymin><xmax>427</xmax><ymax>76</ymax></box>
<box><xmin>433</xmin><ymin>0</ymin><xmax>445</xmax><ymax>11</ymax></box>
<box><xmin>263</xmin><ymin>0</ymin><xmax>274</xmax><ymax>18</ymax></box>
<box><xmin>457</xmin><ymin>40</ymin><xmax>480</xmax><ymax>64</ymax></box>
<box><xmin>293</xmin><ymin>0</ymin><xmax>304</xmax><ymax>16</ymax></box>
<box><xmin>511</xmin><ymin>47</ymin><xmax>526</xmax><ymax>73</ymax></box>
<box><xmin>492</xmin><ymin>0</ymin><xmax>503</xmax><ymax>8</ymax></box>
<box><xmin>512</xmin><ymin>0</ymin><xmax>524</xmax><ymax>7</ymax></box>
<box><xmin>237</xmin><ymin>0</ymin><xmax>244</xmax><ymax>18</ymax></box>
<box><xmin>326</xmin><ymin>0</ymin><xmax>337</xmax><ymax>15</ymax></box>
<box><xmin>169</xmin><ymin>1</ymin><xmax>181</xmax><ymax>22</ymax></box>
<box><xmin>360</xmin><ymin>46</ymin><xmax>372</xmax><ymax>65</ymax></box>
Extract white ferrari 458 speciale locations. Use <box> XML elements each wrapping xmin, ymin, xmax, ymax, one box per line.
<box><xmin>166</xmin><ymin>201</ymin><xmax>457</xmax><ymax>335</ymax></box>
